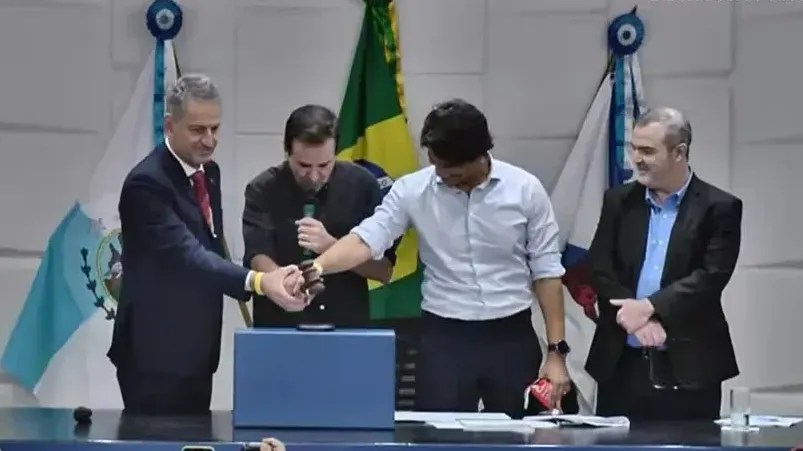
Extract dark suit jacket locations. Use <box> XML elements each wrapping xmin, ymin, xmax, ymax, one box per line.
<box><xmin>107</xmin><ymin>144</ymin><xmax>250</xmax><ymax>377</ymax></box>
<box><xmin>585</xmin><ymin>174</ymin><xmax>742</xmax><ymax>387</ymax></box>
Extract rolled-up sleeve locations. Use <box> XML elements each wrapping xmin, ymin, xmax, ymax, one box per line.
<box><xmin>351</xmin><ymin>179</ymin><xmax>411</xmax><ymax>261</ymax></box>
<box><xmin>525</xmin><ymin>179</ymin><xmax>566</xmax><ymax>280</ymax></box>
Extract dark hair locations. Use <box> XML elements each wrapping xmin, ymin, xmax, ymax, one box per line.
<box><xmin>634</xmin><ymin>106</ymin><xmax>692</xmax><ymax>157</ymax></box>
<box><xmin>283</xmin><ymin>104</ymin><xmax>338</xmax><ymax>153</ymax></box>
<box><xmin>420</xmin><ymin>99</ymin><xmax>493</xmax><ymax>166</ymax></box>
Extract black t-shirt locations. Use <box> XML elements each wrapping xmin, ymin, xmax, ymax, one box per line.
<box><xmin>242</xmin><ymin>161</ymin><xmax>397</xmax><ymax>327</ymax></box>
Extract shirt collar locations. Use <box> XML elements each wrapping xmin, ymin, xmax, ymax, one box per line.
<box><xmin>165</xmin><ymin>137</ymin><xmax>203</xmax><ymax>178</ymax></box>
<box><xmin>432</xmin><ymin>153</ymin><xmax>501</xmax><ymax>188</ymax></box>
<box><xmin>280</xmin><ymin>160</ymin><xmax>335</xmax><ymax>199</ymax></box>
<box><xmin>645</xmin><ymin>168</ymin><xmax>693</xmax><ymax>208</ymax></box>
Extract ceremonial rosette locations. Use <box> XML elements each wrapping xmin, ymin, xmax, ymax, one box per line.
<box><xmin>146</xmin><ymin>0</ymin><xmax>182</xmax><ymax>40</ymax></box>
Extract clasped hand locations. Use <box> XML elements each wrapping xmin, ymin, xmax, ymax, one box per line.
<box><xmin>258</xmin><ymin>265</ymin><xmax>314</xmax><ymax>312</ymax></box>
<box><xmin>610</xmin><ymin>298</ymin><xmax>666</xmax><ymax>347</ymax></box>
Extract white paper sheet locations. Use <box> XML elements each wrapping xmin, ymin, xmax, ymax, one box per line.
<box><xmin>458</xmin><ymin>418</ymin><xmax>558</xmax><ymax>432</ymax></box>
<box><xmin>523</xmin><ymin>414</ymin><xmax>630</xmax><ymax>428</ymax></box>
<box><xmin>394</xmin><ymin>411</ymin><xmax>511</xmax><ymax>423</ymax></box>
<box><xmin>715</xmin><ymin>415</ymin><xmax>803</xmax><ymax>428</ymax></box>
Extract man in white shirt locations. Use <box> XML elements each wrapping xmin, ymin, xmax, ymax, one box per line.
<box><xmin>302</xmin><ymin>99</ymin><xmax>571</xmax><ymax>417</ymax></box>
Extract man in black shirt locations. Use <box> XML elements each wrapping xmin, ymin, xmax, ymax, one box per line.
<box><xmin>242</xmin><ymin>104</ymin><xmax>396</xmax><ymax>327</ymax></box>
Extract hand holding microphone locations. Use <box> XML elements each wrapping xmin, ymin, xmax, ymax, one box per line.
<box><xmin>296</xmin><ymin>197</ymin><xmax>336</xmax><ymax>256</ymax></box>
<box><xmin>296</xmin><ymin>217</ymin><xmax>336</xmax><ymax>255</ymax></box>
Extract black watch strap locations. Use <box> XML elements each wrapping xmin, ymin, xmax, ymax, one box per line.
<box><xmin>547</xmin><ymin>340</ymin><xmax>571</xmax><ymax>355</ymax></box>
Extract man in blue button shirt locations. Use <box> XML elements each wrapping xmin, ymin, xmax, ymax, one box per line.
<box><xmin>585</xmin><ymin>107</ymin><xmax>742</xmax><ymax>421</ymax></box>
<box><xmin>302</xmin><ymin>99</ymin><xmax>572</xmax><ymax>417</ymax></box>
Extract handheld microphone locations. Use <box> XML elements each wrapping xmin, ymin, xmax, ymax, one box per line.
<box><xmin>301</xmin><ymin>197</ymin><xmax>316</xmax><ymax>258</ymax></box>
<box><xmin>297</xmin><ymin>197</ymin><xmax>332</xmax><ymax>331</ymax></box>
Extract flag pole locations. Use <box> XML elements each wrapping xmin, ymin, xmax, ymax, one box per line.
<box><xmin>220</xmin><ymin>235</ymin><xmax>253</xmax><ymax>327</ymax></box>
<box><xmin>146</xmin><ymin>1</ymin><xmax>251</xmax><ymax>326</ymax></box>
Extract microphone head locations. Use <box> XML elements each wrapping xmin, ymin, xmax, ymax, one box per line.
<box><xmin>73</xmin><ymin>406</ymin><xmax>92</xmax><ymax>424</ymax></box>
<box><xmin>302</xmin><ymin>203</ymin><xmax>315</xmax><ymax>218</ymax></box>
<box><xmin>302</xmin><ymin>193</ymin><xmax>317</xmax><ymax>218</ymax></box>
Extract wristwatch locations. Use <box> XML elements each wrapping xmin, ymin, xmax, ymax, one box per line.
<box><xmin>547</xmin><ymin>340</ymin><xmax>571</xmax><ymax>355</ymax></box>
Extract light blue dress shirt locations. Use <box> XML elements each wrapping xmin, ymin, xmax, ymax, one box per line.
<box><xmin>351</xmin><ymin>158</ymin><xmax>566</xmax><ymax>321</ymax></box>
<box><xmin>627</xmin><ymin>171</ymin><xmax>693</xmax><ymax>347</ymax></box>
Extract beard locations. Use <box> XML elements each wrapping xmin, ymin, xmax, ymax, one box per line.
<box><xmin>297</xmin><ymin>177</ymin><xmax>324</xmax><ymax>193</ymax></box>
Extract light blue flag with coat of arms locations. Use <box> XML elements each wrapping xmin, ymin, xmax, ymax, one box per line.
<box><xmin>545</xmin><ymin>9</ymin><xmax>645</xmax><ymax>414</ymax></box>
<box><xmin>0</xmin><ymin>0</ymin><xmax>182</xmax><ymax>407</ymax></box>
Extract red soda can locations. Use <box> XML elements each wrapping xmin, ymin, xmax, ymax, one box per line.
<box><xmin>523</xmin><ymin>377</ymin><xmax>553</xmax><ymax>411</ymax></box>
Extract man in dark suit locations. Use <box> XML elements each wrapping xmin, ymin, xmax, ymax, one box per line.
<box><xmin>108</xmin><ymin>74</ymin><xmax>308</xmax><ymax>415</ymax></box>
<box><xmin>585</xmin><ymin>107</ymin><xmax>742</xmax><ymax>421</ymax></box>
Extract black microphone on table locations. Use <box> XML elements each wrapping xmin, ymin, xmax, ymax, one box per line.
<box><xmin>73</xmin><ymin>406</ymin><xmax>92</xmax><ymax>424</ymax></box>
<box><xmin>73</xmin><ymin>406</ymin><xmax>92</xmax><ymax>438</ymax></box>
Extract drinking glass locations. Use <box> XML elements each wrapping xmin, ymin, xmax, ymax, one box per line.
<box><xmin>727</xmin><ymin>387</ymin><xmax>751</xmax><ymax>430</ymax></box>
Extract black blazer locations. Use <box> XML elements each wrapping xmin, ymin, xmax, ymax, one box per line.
<box><xmin>107</xmin><ymin>144</ymin><xmax>250</xmax><ymax>377</ymax></box>
<box><xmin>584</xmin><ymin>174</ymin><xmax>742</xmax><ymax>387</ymax></box>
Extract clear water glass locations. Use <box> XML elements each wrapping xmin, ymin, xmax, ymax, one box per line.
<box><xmin>728</xmin><ymin>387</ymin><xmax>750</xmax><ymax>429</ymax></box>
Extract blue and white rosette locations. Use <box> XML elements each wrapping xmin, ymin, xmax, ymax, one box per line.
<box><xmin>146</xmin><ymin>0</ymin><xmax>182</xmax><ymax>148</ymax></box>
<box><xmin>607</xmin><ymin>11</ymin><xmax>645</xmax><ymax>187</ymax></box>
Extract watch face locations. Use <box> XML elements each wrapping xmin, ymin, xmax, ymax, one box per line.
<box><xmin>551</xmin><ymin>341</ymin><xmax>570</xmax><ymax>354</ymax></box>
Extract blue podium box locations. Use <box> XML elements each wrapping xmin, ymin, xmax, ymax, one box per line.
<box><xmin>233</xmin><ymin>327</ymin><xmax>396</xmax><ymax>429</ymax></box>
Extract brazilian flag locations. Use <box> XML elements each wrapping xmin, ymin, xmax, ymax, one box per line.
<box><xmin>336</xmin><ymin>0</ymin><xmax>422</xmax><ymax>320</ymax></box>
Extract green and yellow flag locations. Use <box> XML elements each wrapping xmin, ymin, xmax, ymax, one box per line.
<box><xmin>337</xmin><ymin>0</ymin><xmax>422</xmax><ymax>320</ymax></box>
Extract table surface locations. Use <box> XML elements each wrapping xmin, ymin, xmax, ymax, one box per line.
<box><xmin>0</xmin><ymin>408</ymin><xmax>801</xmax><ymax>449</ymax></box>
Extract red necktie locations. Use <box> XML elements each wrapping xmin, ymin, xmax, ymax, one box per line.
<box><xmin>191</xmin><ymin>170</ymin><xmax>212</xmax><ymax>228</ymax></box>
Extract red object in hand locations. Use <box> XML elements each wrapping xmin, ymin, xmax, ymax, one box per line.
<box><xmin>524</xmin><ymin>378</ymin><xmax>554</xmax><ymax>411</ymax></box>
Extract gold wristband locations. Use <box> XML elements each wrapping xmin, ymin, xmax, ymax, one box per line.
<box><xmin>312</xmin><ymin>261</ymin><xmax>323</xmax><ymax>275</ymax></box>
<box><xmin>253</xmin><ymin>272</ymin><xmax>265</xmax><ymax>296</ymax></box>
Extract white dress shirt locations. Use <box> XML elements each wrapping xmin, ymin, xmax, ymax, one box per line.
<box><xmin>164</xmin><ymin>138</ymin><xmax>255</xmax><ymax>292</ymax></box>
<box><xmin>164</xmin><ymin>138</ymin><xmax>216</xmax><ymax>236</ymax></box>
<box><xmin>351</xmin><ymin>157</ymin><xmax>566</xmax><ymax>321</ymax></box>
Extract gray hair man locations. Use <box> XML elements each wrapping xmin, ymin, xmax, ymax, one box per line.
<box><xmin>108</xmin><ymin>74</ymin><xmax>307</xmax><ymax>415</ymax></box>
<box><xmin>585</xmin><ymin>106</ymin><xmax>742</xmax><ymax>421</ymax></box>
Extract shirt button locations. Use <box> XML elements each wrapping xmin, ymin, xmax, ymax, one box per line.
<box><xmin>654</xmin><ymin>265</ymin><xmax>660</xmax><ymax>270</ymax></box>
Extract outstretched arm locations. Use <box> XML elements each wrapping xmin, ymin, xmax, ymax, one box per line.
<box><xmin>121</xmin><ymin>174</ymin><xmax>250</xmax><ymax>299</ymax></box>
<box><xmin>315</xmin><ymin>180</ymin><xmax>411</xmax><ymax>276</ymax></box>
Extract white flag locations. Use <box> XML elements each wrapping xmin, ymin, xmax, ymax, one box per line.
<box><xmin>547</xmin><ymin>47</ymin><xmax>645</xmax><ymax>414</ymax></box>
<box><xmin>1</xmin><ymin>41</ymin><xmax>179</xmax><ymax>408</ymax></box>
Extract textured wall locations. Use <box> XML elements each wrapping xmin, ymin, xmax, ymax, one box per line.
<box><xmin>0</xmin><ymin>0</ymin><xmax>800</xmax><ymax>411</ymax></box>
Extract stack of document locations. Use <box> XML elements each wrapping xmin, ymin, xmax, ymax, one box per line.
<box><xmin>394</xmin><ymin>411</ymin><xmax>629</xmax><ymax>432</ymax></box>
<box><xmin>524</xmin><ymin>413</ymin><xmax>631</xmax><ymax>428</ymax></box>
<box><xmin>395</xmin><ymin>411</ymin><xmax>512</xmax><ymax>430</ymax></box>
<box><xmin>715</xmin><ymin>416</ymin><xmax>803</xmax><ymax>428</ymax></box>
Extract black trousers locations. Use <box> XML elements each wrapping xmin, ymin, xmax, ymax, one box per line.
<box><xmin>116</xmin><ymin>368</ymin><xmax>213</xmax><ymax>415</ymax></box>
<box><xmin>596</xmin><ymin>347</ymin><xmax>721</xmax><ymax>421</ymax></box>
<box><xmin>414</xmin><ymin>309</ymin><xmax>542</xmax><ymax>419</ymax></box>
